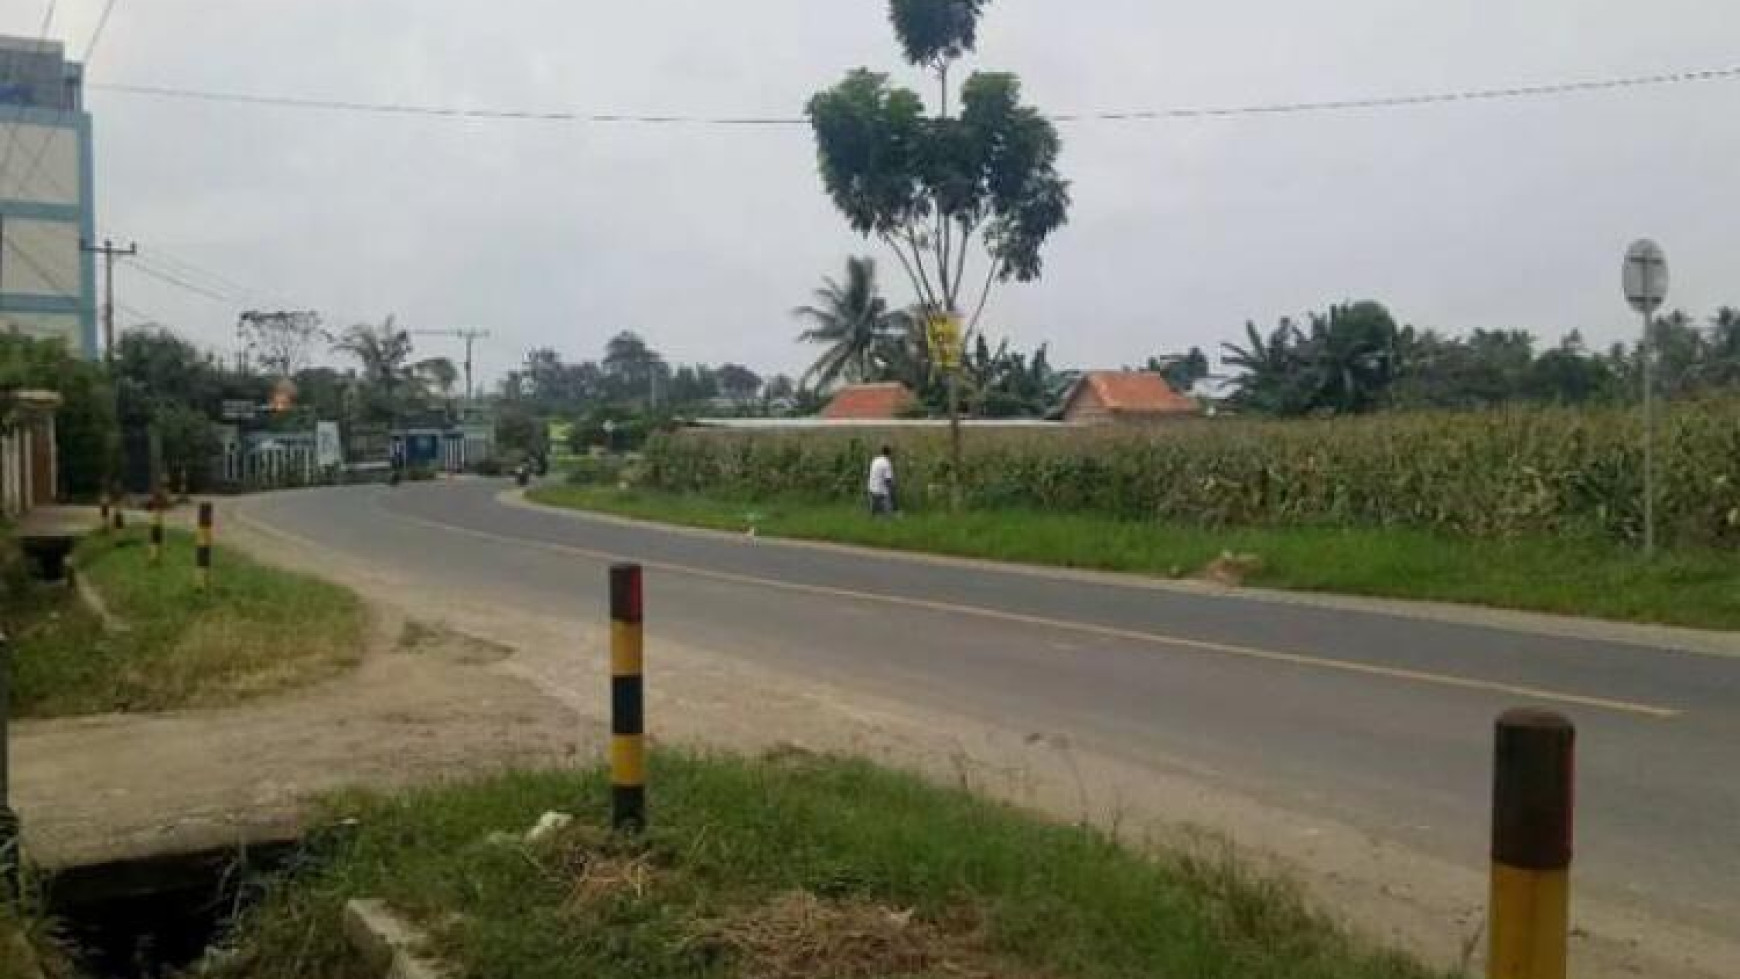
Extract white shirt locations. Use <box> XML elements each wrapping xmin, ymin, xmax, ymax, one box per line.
<box><xmin>868</xmin><ymin>455</ymin><xmax>894</xmax><ymax>496</ymax></box>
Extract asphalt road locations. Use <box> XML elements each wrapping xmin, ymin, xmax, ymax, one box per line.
<box><xmin>239</xmin><ymin>480</ymin><xmax>1738</xmax><ymax>941</ymax></box>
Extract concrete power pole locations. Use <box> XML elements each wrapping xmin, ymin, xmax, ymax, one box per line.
<box><xmin>81</xmin><ymin>238</ymin><xmax>139</xmax><ymax>363</ymax></box>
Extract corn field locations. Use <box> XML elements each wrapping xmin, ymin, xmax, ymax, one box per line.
<box><xmin>644</xmin><ymin>400</ymin><xmax>1740</xmax><ymax>547</ymax></box>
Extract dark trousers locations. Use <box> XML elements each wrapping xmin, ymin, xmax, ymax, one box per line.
<box><xmin>869</xmin><ymin>492</ymin><xmax>894</xmax><ymax>517</ymax></box>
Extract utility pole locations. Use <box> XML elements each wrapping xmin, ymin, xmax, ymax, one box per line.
<box><xmin>81</xmin><ymin>238</ymin><xmax>139</xmax><ymax>363</ymax></box>
<box><xmin>411</xmin><ymin>328</ymin><xmax>492</xmax><ymax>403</ymax></box>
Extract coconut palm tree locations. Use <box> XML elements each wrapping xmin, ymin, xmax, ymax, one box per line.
<box><xmin>793</xmin><ymin>257</ymin><xmax>909</xmax><ymax>390</ymax></box>
<box><xmin>332</xmin><ymin>317</ymin><xmax>415</xmax><ymax>420</ymax></box>
<box><xmin>415</xmin><ymin>357</ymin><xmax>460</xmax><ymax>399</ymax></box>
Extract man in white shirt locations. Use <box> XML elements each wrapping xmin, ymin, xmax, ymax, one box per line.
<box><xmin>867</xmin><ymin>445</ymin><xmax>896</xmax><ymax>517</ymax></box>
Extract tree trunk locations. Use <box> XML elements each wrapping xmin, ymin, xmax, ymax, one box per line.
<box><xmin>948</xmin><ymin>368</ymin><xmax>963</xmax><ymax>511</ymax></box>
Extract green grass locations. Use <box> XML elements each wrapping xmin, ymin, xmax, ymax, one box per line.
<box><xmin>530</xmin><ymin>485</ymin><xmax>1740</xmax><ymax>631</ymax></box>
<box><xmin>3</xmin><ymin>528</ymin><xmax>367</xmax><ymax>718</ymax></box>
<box><xmin>213</xmin><ymin>752</ymin><xmax>1444</xmax><ymax>979</ymax></box>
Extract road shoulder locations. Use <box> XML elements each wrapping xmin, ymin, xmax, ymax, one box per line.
<box><xmin>503</xmin><ymin>487</ymin><xmax>1740</xmax><ymax>658</ymax></box>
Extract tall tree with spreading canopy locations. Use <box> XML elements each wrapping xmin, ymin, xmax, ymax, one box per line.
<box><xmin>808</xmin><ymin>0</ymin><xmax>1069</xmax><ymax>498</ymax></box>
<box><xmin>237</xmin><ymin>310</ymin><xmax>325</xmax><ymax>378</ymax></box>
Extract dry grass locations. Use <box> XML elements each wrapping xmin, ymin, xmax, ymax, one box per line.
<box><xmin>698</xmin><ymin>891</ymin><xmax>1043</xmax><ymax>979</ymax></box>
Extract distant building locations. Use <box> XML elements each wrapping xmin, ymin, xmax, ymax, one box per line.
<box><xmin>821</xmin><ymin>382</ymin><xmax>917</xmax><ymax>421</ymax></box>
<box><xmin>1060</xmin><ymin>371</ymin><xmax>1198</xmax><ymax>425</ymax></box>
<box><xmin>0</xmin><ymin>38</ymin><xmax>96</xmax><ymax>357</ymax></box>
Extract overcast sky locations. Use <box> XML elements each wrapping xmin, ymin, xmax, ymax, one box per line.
<box><xmin>8</xmin><ymin>0</ymin><xmax>1738</xmax><ymax>384</ymax></box>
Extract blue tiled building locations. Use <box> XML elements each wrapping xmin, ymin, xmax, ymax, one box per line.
<box><xmin>0</xmin><ymin>37</ymin><xmax>97</xmax><ymax>358</ymax></box>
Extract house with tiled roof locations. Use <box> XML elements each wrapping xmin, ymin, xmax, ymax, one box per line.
<box><xmin>821</xmin><ymin>383</ymin><xmax>917</xmax><ymax>421</ymax></box>
<box><xmin>1060</xmin><ymin>372</ymin><xmax>1198</xmax><ymax>425</ymax></box>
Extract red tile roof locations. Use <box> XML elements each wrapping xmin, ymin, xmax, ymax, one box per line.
<box><xmin>1071</xmin><ymin>372</ymin><xmax>1198</xmax><ymax>416</ymax></box>
<box><xmin>822</xmin><ymin>383</ymin><xmax>917</xmax><ymax>420</ymax></box>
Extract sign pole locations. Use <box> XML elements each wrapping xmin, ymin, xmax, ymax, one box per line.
<box><xmin>1642</xmin><ymin>306</ymin><xmax>1656</xmax><ymax>559</ymax></box>
<box><xmin>1622</xmin><ymin>240</ymin><xmax>1668</xmax><ymax>559</ymax></box>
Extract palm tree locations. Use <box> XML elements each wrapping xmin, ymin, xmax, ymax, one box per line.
<box><xmin>415</xmin><ymin>357</ymin><xmax>460</xmax><ymax>399</ymax></box>
<box><xmin>793</xmin><ymin>257</ymin><xmax>910</xmax><ymax>390</ymax></box>
<box><xmin>1222</xmin><ymin>318</ymin><xmax>1305</xmax><ymax>413</ymax></box>
<box><xmin>332</xmin><ymin>317</ymin><xmax>415</xmax><ymax>420</ymax></box>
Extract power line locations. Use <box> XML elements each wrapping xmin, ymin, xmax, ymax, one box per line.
<box><xmin>87</xmin><ymin>82</ymin><xmax>804</xmax><ymax>126</ymax></box>
<box><xmin>125</xmin><ymin>245</ymin><xmax>272</xmax><ymax>304</ymax></box>
<box><xmin>1049</xmin><ymin>65</ymin><xmax>1740</xmax><ymax>121</ymax></box>
<box><xmin>87</xmin><ymin>62</ymin><xmax>1740</xmax><ymax>128</ymax></box>
<box><xmin>117</xmin><ymin>239</ymin><xmax>375</xmax><ymax>328</ymax></box>
<box><xmin>81</xmin><ymin>0</ymin><xmax>121</xmax><ymax>64</ymax></box>
<box><xmin>127</xmin><ymin>255</ymin><xmax>244</xmax><ymax>306</ymax></box>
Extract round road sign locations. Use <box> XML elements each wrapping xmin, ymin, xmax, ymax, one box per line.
<box><xmin>1623</xmin><ymin>239</ymin><xmax>1669</xmax><ymax>315</ymax></box>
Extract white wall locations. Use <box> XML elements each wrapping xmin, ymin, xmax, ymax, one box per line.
<box><xmin>2</xmin><ymin>218</ymin><xmax>81</xmax><ymax>295</ymax></box>
<box><xmin>0</xmin><ymin>121</ymin><xmax>82</xmax><ymax>205</ymax></box>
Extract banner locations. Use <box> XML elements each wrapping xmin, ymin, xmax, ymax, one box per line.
<box><xmin>316</xmin><ymin>421</ymin><xmax>344</xmax><ymax>468</ymax></box>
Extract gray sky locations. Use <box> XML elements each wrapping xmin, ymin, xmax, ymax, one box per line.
<box><xmin>9</xmin><ymin>0</ymin><xmax>1739</xmax><ymax>384</ymax></box>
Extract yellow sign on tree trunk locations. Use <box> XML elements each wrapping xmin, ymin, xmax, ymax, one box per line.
<box><xmin>927</xmin><ymin>314</ymin><xmax>963</xmax><ymax>371</ymax></box>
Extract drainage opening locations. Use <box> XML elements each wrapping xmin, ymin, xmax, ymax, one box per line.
<box><xmin>42</xmin><ymin>840</ymin><xmax>300</xmax><ymax>978</ymax></box>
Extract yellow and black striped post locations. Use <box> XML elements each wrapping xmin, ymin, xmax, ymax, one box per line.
<box><xmin>610</xmin><ymin>563</ymin><xmax>646</xmax><ymax>832</ymax></box>
<box><xmin>195</xmin><ymin>502</ymin><xmax>214</xmax><ymax>592</ymax></box>
<box><xmin>149</xmin><ymin>492</ymin><xmax>166</xmax><ymax>565</ymax></box>
<box><xmin>1489</xmin><ymin>708</ymin><xmax>1575</xmax><ymax>979</ymax></box>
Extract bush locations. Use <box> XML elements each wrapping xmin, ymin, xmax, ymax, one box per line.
<box><xmin>564</xmin><ymin>455</ymin><xmax>633</xmax><ymax>487</ymax></box>
<box><xmin>643</xmin><ymin>400</ymin><xmax>1740</xmax><ymax>547</ymax></box>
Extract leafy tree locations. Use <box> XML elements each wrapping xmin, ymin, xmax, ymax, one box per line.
<box><xmin>113</xmin><ymin>328</ymin><xmax>258</xmax><ymax>490</ymax></box>
<box><xmin>1296</xmin><ymin>302</ymin><xmax>1401</xmax><ymax>414</ymax></box>
<box><xmin>294</xmin><ymin>367</ymin><xmax>360</xmax><ymax>424</ymax></box>
<box><xmin>602</xmin><ymin>332</ymin><xmax>670</xmax><ymax>404</ymax></box>
<box><xmin>794</xmin><ymin>257</ymin><xmax>911</xmax><ymax>390</ymax></box>
<box><xmin>0</xmin><ymin>334</ymin><xmax>116</xmax><ymax>496</ymax></box>
<box><xmin>1224</xmin><ymin>303</ymin><xmax>1399</xmax><ymax>416</ymax></box>
<box><xmin>1701</xmin><ymin>307</ymin><xmax>1740</xmax><ymax>388</ymax></box>
<box><xmin>237</xmin><ymin>310</ymin><xmax>325</xmax><ymax>378</ymax></box>
<box><xmin>716</xmin><ymin>364</ymin><xmax>763</xmax><ymax>401</ymax></box>
<box><xmin>809</xmin><ymin>0</ymin><xmax>1069</xmax><ymax>490</ymax></box>
<box><xmin>1146</xmin><ymin>348</ymin><xmax>1210</xmax><ymax>394</ymax></box>
<box><xmin>1522</xmin><ymin>332</ymin><xmax>1618</xmax><ymax>405</ymax></box>
<box><xmin>889</xmin><ymin>0</ymin><xmax>989</xmax><ymax>69</ymax></box>
<box><xmin>961</xmin><ymin>335</ymin><xmax>1059</xmax><ymax>417</ymax></box>
<box><xmin>1390</xmin><ymin>328</ymin><xmax>1534</xmax><ymax>410</ymax></box>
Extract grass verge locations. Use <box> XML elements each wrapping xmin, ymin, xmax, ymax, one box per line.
<box><xmin>530</xmin><ymin>485</ymin><xmax>1740</xmax><ymax>630</ymax></box>
<box><xmin>3</xmin><ymin>527</ymin><xmax>366</xmax><ymax>718</ymax></box>
<box><xmin>212</xmin><ymin>752</ymin><xmax>1444</xmax><ymax>979</ymax></box>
